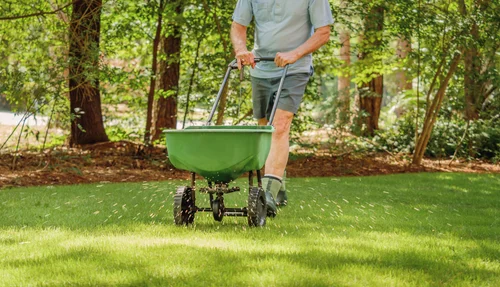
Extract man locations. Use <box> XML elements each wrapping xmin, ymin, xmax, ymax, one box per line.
<box><xmin>231</xmin><ymin>0</ymin><xmax>333</xmax><ymax>216</ymax></box>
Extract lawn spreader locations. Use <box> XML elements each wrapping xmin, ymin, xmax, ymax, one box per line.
<box><xmin>165</xmin><ymin>57</ymin><xmax>288</xmax><ymax>227</ymax></box>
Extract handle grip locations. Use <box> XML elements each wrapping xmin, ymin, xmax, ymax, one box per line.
<box><xmin>229</xmin><ymin>57</ymin><xmax>275</xmax><ymax>69</ymax></box>
<box><xmin>255</xmin><ymin>57</ymin><xmax>275</xmax><ymax>62</ymax></box>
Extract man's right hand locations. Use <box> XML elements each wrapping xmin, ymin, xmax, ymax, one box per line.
<box><xmin>235</xmin><ymin>50</ymin><xmax>255</xmax><ymax>69</ymax></box>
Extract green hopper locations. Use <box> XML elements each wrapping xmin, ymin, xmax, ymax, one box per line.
<box><xmin>166</xmin><ymin>125</ymin><xmax>274</xmax><ymax>183</ymax></box>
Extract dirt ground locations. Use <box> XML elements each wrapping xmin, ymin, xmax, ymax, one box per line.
<box><xmin>0</xmin><ymin>141</ymin><xmax>498</xmax><ymax>189</ymax></box>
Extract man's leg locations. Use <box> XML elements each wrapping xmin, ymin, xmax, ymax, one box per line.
<box><xmin>259</xmin><ymin>109</ymin><xmax>293</xmax><ymax>215</ymax></box>
<box><xmin>252</xmin><ymin>73</ymin><xmax>309</xmax><ymax>215</ymax></box>
<box><xmin>264</xmin><ymin>109</ymin><xmax>293</xmax><ymax>177</ymax></box>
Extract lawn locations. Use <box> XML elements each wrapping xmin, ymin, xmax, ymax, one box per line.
<box><xmin>1</xmin><ymin>173</ymin><xmax>499</xmax><ymax>286</ymax></box>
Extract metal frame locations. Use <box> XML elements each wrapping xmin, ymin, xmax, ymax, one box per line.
<box><xmin>186</xmin><ymin>169</ymin><xmax>262</xmax><ymax>218</ymax></box>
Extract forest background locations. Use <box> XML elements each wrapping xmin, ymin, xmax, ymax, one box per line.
<box><xmin>0</xmin><ymin>0</ymin><xmax>499</xmax><ymax>185</ymax></box>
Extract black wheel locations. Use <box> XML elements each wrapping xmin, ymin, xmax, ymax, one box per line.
<box><xmin>247</xmin><ymin>186</ymin><xmax>266</xmax><ymax>227</ymax></box>
<box><xmin>212</xmin><ymin>196</ymin><xmax>224</xmax><ymax>222</ymax></box>
<box><xmin>173</xmin><ymin>186</ymin><xmax>195</xmax><ymax>225</ymax></box>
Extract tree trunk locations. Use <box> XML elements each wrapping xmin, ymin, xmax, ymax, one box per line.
<box><xmin>462</xmin><ymin>0</ymin><xmax>494</xmax><ymax>121</ymax></box>
<box><xmin>152</xmin><ymin>0</ymin><xmax>183</xmax><ymax>141</ymax></box>
<box><xmin>0</xmin><ymin>94</ymin><xmax>11</xmax><ymax>110</ymax></box>
<box><xmin>152</xmin><ymin>3</ymin><xmax>182</xmax><ymax>141</ymax></box>
<box><xmin>144</xmin><ymin>0</ymin><xmax>164</xmax><ymax>145</ymax></box>
<box><xmin>464</xmin><ymin>20</ymin><xmax>481</xmax><ymax>120</ymax></box>
<box><xmin>412</xmin><ymin>52</ymin><xmax>462</xmax><ymax>165</ymax></box>
<box><xmin>216</xmin><ymin>84</ymin><xmax>229</xmax><ymax>125</ymax></box>
<box><xmin>396</xmin><ymin>37</ymin><xmax>412</xmax><ymax>92</ymax></box>
<box><xmin>69</xmin><ymin>0</ymin><xmax>108</xmax><ymax>146</ymax></box>
<box><xmin>337</xmin><ymin>28</ymin><xmax>351</xmax><ymax>126</ymax></box>
<box><xmin>357</xmin><ymin>5</ymin><xmax>384</xmax><ymax>137</ymax></box>
<box><xmin>358</xmin><ymin>76</ymin><xmax>383</xmax><ymax>136</ymax></box>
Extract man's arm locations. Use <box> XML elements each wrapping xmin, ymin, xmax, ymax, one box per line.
<box><xmin>275</xmin><ymin>25</ymin><xmax>331</xmax><ymax>67</ymax></box>
<box><xmin>230</xmin><ymin>21</ymin><xmax>255</xmax><ymax>69</ymax></box>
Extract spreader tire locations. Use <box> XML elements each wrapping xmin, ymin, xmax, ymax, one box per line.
<box><xmin>247</xmin><ymin>186</ymin><xmax>266</xmax><ymax>227</ymax></box>
<box><xmin>212</xmin><ymin>197</ymin><xmax>225</xmax><ymax>222</ymax></box>
<box><xmin>173</xmin><ymin>186</ymin><xmax>195</xmax><ymax>225</ymax></box>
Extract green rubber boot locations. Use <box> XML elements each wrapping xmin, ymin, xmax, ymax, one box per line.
<box><xmin>276</xmin><ymin>171</ymin><xmax>288</xmax><ymax>206</ymax></box>
<box><xmin>276</xmin><ymin>190</ymin><xmax>288</xmax><ymax>206</ymax></box>
<box><xmin>265</xmin><ymin>191</ymin><xmax>277</xmax><ymax>217</ymax></box>
<box><xmin>262</xmin><ymin>176</ymin><xmax>281</xmax><ymax>217</ymax></box>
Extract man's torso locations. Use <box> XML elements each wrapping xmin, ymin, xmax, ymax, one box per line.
<box><xmin>250</xmin><ymin>0</ymin><xmax>314</xmax><ymax>78</ymax></box>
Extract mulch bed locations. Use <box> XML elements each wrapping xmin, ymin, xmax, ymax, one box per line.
<box><xmin>1</xmin><ymin>141</ymin><xmax>498</xmax><ymax>188</ymax></box>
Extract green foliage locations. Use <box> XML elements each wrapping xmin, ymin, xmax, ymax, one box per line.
<box><xmin>106</xmin><ymin>125</ymin><xmax>142</xmax><ymax>142</ymax></box>
<box><xmin>375</xmin><ymin>112</ymin><xmax>500</xmax><ymax>160</ymax></box>
<box><xmin>374</xmin><ymin>112</ymin><xmax>416</xmax><ymax>154</ymax></box>
<box><xmin>0</xmin><ymin>0</ymin><xmax>498</xmax><ymax>160</ymax></box>
<box><xmin>0</xmin><ymin>1</ymin><xmax>70</xmax><ymax>140</ymax></box>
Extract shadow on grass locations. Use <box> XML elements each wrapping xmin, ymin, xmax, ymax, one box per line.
<box><xmin>5</xmin><ymin>239</ymin><xmax>499</xmax><ymax>286</ymax></box>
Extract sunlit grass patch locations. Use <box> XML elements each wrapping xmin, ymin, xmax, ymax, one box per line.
<box><xmin>0</xmin><ymin>173</ymin><xmax>499</xmax><ymax>286</ymax></box>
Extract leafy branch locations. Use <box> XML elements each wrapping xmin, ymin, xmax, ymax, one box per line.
<box><xmin>0</xmin><ymin>2</ymin><xmax>72</xmax><ymax>21</ymax></box>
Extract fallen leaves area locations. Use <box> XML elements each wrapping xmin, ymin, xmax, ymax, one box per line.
<box><xmin>0</xmin><ymin>140</ymin><xmax>498</xmax><ymax>188</ymax></box>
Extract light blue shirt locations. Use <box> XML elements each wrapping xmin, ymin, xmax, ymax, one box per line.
<box><xmin>232</xmin><ymin>0</ymin><xmax>334</xmax><ymax>78</ymax></box>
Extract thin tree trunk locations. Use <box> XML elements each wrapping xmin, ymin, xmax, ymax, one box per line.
<box><xmin>412</xmin><ymin>52</ymin><xmax>462</xmax><ymax>165</ymax></box>
<box><xmin>201</xmin><ymin>0</ymin><xmax>234</xmax><ymax>125</ymax></box>
<box><xmin>0</xmin><ymin>95</ymin><xmax>10</xmax><ymax>110</ymax></box>
<box><xmin>183</xmin><ymin>38</ymin><xmax>203</xmax><ymax>129</ymax></box>
<box><xmin>144</xmin><ymin>0</ymin><xmax>164</xmax><ymax>145</ymax></box>
<box><xmin>358</xmin><ymin>76</ymin><xmax>383</xmax><ymax>136</ymax></box>
<box><xmin>396</xmin><ymin>37</ymin><xmax>412</xmax><ymax>92</ymax></box>
<box><xmin>153</xmin><ymin>0</ymin><xmax>183</xmax><ymax>141</ymax></box>
<box><xmin>448</xmin><ymin>120</ymin><xmax>470</xmax><ymax>166</ymax></box>
<box><xmin>337</xmin><ymin>28</ymin><xmax>351</xmax><ymax>126</ymax></box>
<box><xmin>69</xmin><ymin>0</ymin><xmax>108</xmax><ymax>146</ymax></box>
<box><xmin>464</xmin><ymin>21</ymin><xmax>481</xmax><ymax>120</ymax></box>
<box><xmin>216</xmin><ymin>84</ymin><xmax>229</xmax><ymax>125</ymax></box>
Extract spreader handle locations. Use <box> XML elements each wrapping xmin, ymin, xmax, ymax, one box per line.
<box><xmin>206</xmin><ymin>57</ymin><xmax>288</xmax><ymax>126</ymax></box>
<box><xmin>228</xmin><ymin>57</ymin><xmax>275</xmax><ymax>70</ymax></box>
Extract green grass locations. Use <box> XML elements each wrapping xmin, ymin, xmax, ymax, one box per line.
<box><xmin>1</xmin><ymin>173</ymin><xmax>499</xmax><ymax>286</ymax></box>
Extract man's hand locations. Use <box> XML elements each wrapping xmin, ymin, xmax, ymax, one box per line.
<box><xmin>275</xmin><ymin>51</ymin><xmax>300</xmax><ymax>67</ymax></box>
<box><xmin>235</xmin><ymin>50</ymin><xmax>256</xmax><ymax>69</ymax></box>
<box><xmin>231</xmin><ymin>22</ymin><xmax>255</xmax><ymax>70</ymax></box>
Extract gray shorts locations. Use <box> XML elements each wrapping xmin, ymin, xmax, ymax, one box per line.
<box><xmin>251</xmin><ymin>73</ymin><xmax>310</xmax><ymax>120</ymax></box>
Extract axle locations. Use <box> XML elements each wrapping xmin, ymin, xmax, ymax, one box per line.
<box><xmin>195</xmin><ymin>206</ymin><xmax>247</xmax><ymax>217</ymax></box>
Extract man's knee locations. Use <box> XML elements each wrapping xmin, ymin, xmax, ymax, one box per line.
<box><xmin>272</xmin><ymin>110</ymin><xmax>293</xmax><ymax>137</ymax></box>
<box><xmin>258</xmin><ymin>118</ymin><xmax>268</xmax><ymax>126</ymax></box>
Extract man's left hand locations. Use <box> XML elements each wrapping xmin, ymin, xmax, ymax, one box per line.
<box><xmin>275</xmin><ymin>51</ymin><xmax>300</xmax><ymax>67</ymax></box>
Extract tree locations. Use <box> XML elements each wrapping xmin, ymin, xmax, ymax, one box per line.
<box><xmin>395</xmin><ymin>37</ymin><xmax>412</xmax><ymax>93</ymax></box>
<box><xmin>152</xmin><ymin>0</ymin><xmax>184</xmax><ymax>140</ymax></box>
<box><xmin>357</xmin><ymin>4</ymin><xmax>385</xmax><ymax>137</ymax></box>
<box><xmin>69</xmin><ymin>0</ymin><xmax>108</xmax><ymax>146</ymax></box>
<box><xmin>413</xmin><ymin>52</ymin><xmax>462</xmax><ymax>165</ymax></box>
<box><xmin>145</xmin><ymin>0</ymin><xmax>164</xmax><ymax>145</ymax></box>
<box><xmin>460</xmin><ymin>0</ymin><xmax>499</xmax><ymax>121</ymax></box>
<box><xmin>336</xmin><ymin>1</ymin><xmax>351</xmax><ymax>126</ymax></box>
